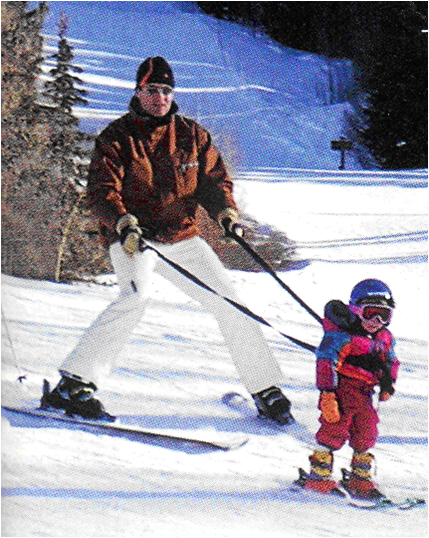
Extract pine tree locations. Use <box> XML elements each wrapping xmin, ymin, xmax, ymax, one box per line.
<box><xmin>1</xmin><ymin>1</ymin><xmax>47</xmax><ymax>117</ymax></box>
<box><xmin>1</xmin><ymin>2</ymin><xmax>87</xmax><ymax>281</ymax></box>
<box><xmin>43</xmin><ymin>12</ymin><xmax>89</xmax><ymax>182</ymax></box>
<box><xmin>1</xmin><ymin>1</ymin><xmax>63</xmax><ymax>279</ymax></box>
<box><xmin>41</xmin><ymin>13</ymin><xmax>104</xmax><ymax>281</ymax></box>
<box><xmin>2</xmin><ymin>1</ymin><xmax>48</xmax><ymax>166</ymax></box>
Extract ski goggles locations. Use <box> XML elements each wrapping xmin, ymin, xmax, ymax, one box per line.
<box><xmin>358</xmin><ymin>304</ymin><xmax>393</xmax><ymax>324</ymax></box>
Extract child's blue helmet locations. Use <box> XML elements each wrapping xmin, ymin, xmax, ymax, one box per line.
<box><xmin>350</xmin><ymin>279</ymin><xmax>395</xmax><ymax>307</ymax></box>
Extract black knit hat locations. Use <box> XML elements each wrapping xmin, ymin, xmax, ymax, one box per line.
<box><xmin>136</xmin><ymin>57</ymin><xmax>175</xmax><ymax>89</ymax></box>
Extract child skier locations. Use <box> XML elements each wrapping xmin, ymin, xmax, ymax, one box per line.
<box><xmin>299</xmin><ymin>279</ymin><xmax>400</xmax><ymax>499</ymax></box>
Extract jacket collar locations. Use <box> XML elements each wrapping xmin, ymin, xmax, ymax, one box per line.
<box><xmin>128</xmin><ymin>95</ymin><xmax>178</xmax><ymax>128</ymax></box>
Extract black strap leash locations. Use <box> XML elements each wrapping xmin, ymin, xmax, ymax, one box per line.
<box><xmin>141</xmin><ymin>242</ymin><xmax>316</xmax><ymax>353</ymax></box>
<box><xmin>225</xmin><ymin>223</ymin><xmax>323</xmax><ymax>326</ymax></box>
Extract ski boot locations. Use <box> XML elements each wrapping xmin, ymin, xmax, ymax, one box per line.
<box><xmin>41</xmin><ymin>373</ymin><xmax>115</xmax><ymax>421</ymax></box>
<box><xmin>252</xmin><ymin>386</ymin><xmax>294</xmax><ymax>425</ymax></box>
<box><xmin>341</xmin><ymin>452</ymin><xmax>386</xmax><ymax>500</ymax></box>
<box><xmin>296</xmin><ymin>449</ymin><xmax>342</xmax><ymax>495</ymax></box>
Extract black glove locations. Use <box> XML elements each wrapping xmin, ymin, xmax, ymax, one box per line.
<box><xmin>379</xmin><ymin>367</ymin><xmax>395</xmax><ymax>398</ymax></box>
<box><xmin>217</xmin><ymin>208</ymin><xmax>244</xmax><ymax>239</ymax></box>
<box><xmin>116</xmin><ymin>214</ymin><xmax>144</xmax><ymax>257</ymax></box>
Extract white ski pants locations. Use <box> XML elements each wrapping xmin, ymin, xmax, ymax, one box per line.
<box><xmin>60</xmin><ymin>237</ymin><xmax>284</xmax><ymax>394</ymax></box>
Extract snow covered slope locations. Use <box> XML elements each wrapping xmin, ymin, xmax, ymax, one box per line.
<box><xmin>2</xmin><ymin>171</ymin><xmax>427</xmax><ymax>537</ymax></box>
<box><xmin>36</xmin><ymin>0</ymin><xmax>360</xmax><ymax>170</ymax></box>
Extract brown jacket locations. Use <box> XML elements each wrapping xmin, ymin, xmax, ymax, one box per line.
<box><xmin>87</xmin><ymin>98</ymin><xmax>237</xmax><ymax>246</ymax></box>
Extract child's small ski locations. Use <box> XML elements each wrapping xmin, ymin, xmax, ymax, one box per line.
<box><xmin>292</xmin><ymin>468</ymin><xmax>426</xmax><ymax>511</ymax></box>
<box><xmin>346</xmin><ymin>493</ymin><xmax>426</xmax><ymax>511</ymax></box>
<box><xmin>339</xmin><ymin>468</ymin><xmax>426</xmax><ymax>511</ymax></box>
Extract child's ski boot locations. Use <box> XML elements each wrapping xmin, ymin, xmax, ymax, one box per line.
<box><xmin>296</xmin><ymin>449</ymin><xmax>342</xmax><ymax>495</ymax></box>
<box><xmin>341</xmin><ymin>452</ymin><xmax>386</xmax><ymax>500</ymax></box>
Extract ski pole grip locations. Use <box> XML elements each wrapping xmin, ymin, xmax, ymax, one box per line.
<box><xmin>222</xmin><ymin>217</ymin><xmax>244</xmax><ymax>238</ymax></box>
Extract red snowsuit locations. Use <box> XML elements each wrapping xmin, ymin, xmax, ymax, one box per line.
<box><xmin>315</xmin><ymin>301</ymin><xmax>400</xmax><ymax>453</ymax></box>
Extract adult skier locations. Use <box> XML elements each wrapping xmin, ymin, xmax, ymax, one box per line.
<box><xmin>298</xmin><ymin>279</ymin><xmax>400</xmax><ymax>499</ymax></box>
<box><xmin>43</xmin><ymin>56</ymin><xmax>294</xmax><ymax>425</ymax></box>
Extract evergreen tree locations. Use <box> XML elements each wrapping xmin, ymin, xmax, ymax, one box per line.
<box><xmin>40</xmin><ymin>13</ymin><xmax>106</xmax><ymax>281</ymax></box>
<box><xmin>43</xmin><ymin>12</ymin><xmax>89</xmax><ymax>183</ymax></box>
<box><xmin>2</xmin><ymin>1</ymin><xmax>47</xmax><ymax>116</ymax></box>
<box><xmin>1</xmin><ymin>1</ymin><xmax>63</xmax><ymax>279</ymax></box>
<box><xmin>1</xmin><ymin>2</ymin><xmax>83</xmax><ymax>281</ymax></box>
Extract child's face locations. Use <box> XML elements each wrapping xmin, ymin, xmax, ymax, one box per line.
<box><xmin>361</xmin><ymin>317</ymin><xmax>386</xmax><ymax>334</ymax></box>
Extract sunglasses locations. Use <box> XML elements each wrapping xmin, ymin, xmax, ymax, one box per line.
<box><xmin>359</xmin><ymin>305</ymin><xmax>393</xmax><ymax>324</ymax></box>
<box><xmin>141</xmin><ymin>85</ymin><xmax>173</xmax><ymax>96</ymax></box>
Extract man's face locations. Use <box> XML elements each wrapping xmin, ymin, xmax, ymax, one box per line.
<box><xmin>136</xmin><ymin>84</ymin><xmax>173</xmax><ymax>117</ymax></box>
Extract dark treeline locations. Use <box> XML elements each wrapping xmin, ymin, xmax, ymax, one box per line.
<box><xmin>197</xmin><ymin>2</ymin><xmax>427</xmax><ymax>60</ymax></box>
<box><xmin>198</xmin><ymin>2</ymin><xmax>428</xmax><ymax>168</ymax></box>
<box><xmin>198</xmin><ymin>2</ymin><xmax>362</xmax><ymax>57</ymax></box>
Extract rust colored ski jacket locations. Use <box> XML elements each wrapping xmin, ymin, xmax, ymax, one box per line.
<box><xmin>87</xmin><ymin>97</ymin><xmax>237</xmax><ymax>247</ymax></box>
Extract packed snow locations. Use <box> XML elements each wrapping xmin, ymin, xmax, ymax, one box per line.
<box><xmin>2</xmin><ymin>171</ymin><xmax>427</xmax><ymax>537</ymax></box>
<box><xmin>3</xmin><ymin>2</ymin><xmax>428</xmax><ymax>537</ymax></box>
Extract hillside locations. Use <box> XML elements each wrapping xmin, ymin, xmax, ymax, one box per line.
<box><xmin>37</xmin><ymin>0</ymin><xmax>361</xmax><ymax>170</ymax></box>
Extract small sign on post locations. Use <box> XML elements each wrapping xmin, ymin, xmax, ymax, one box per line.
<box><xmin>331</xmin><ymin>136</ymin><xmax>353</xmax><ymax>170</ymax></box>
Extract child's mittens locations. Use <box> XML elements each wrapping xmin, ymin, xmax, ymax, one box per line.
<box><xmin>319</xmin><ymin>391</ymin><xmax>341</xmax><ymax>423</ymax></box>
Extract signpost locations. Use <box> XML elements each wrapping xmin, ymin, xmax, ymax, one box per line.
<box><xmin>331</xmin><ymin>136</ymin><xmax>353</xmax><ymax>170</ymax></box>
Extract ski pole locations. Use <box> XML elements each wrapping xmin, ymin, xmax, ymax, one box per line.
<box><xmin>140</xmin><ymin>242</ymin><xmax>316</xmax><ymax>353</ymax></box>
<box><xmin>1</xmin><ymin>305</ymin><xmax>27</xmax><ymax>383</ymax></box>
<box><xmin>224</xmin><ymin>221</ymin><xmax>323</xmax><ymax>325</ymax></box>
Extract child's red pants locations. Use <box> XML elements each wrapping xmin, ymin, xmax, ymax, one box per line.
<box><xmin>315</xmin><ymin>376</ymin><xmax>379</xmax><ymax>453</ymax></box>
